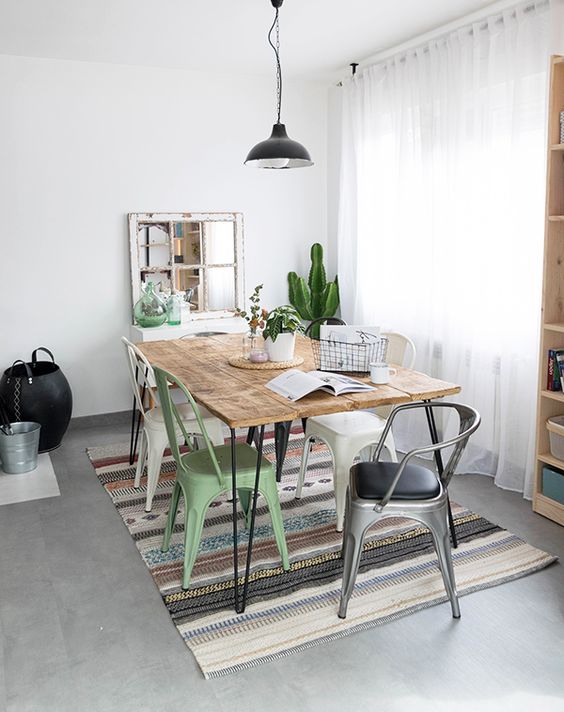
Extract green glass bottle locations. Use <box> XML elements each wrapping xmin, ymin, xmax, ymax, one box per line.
<box><xmin>133</xmin><ymin>282</ymin><xmax>167</xmax><ymax>328</ymax></box>
<box><xmin>166</xmin><ymin>293</ymin><xmax>182</xmax><ymax>326</ymax></box>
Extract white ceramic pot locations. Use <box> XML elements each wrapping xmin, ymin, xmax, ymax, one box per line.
<box><xmin>265</xmin><ymin>333</ymin><xmax>296</xmax><ymax>362</ymax></box>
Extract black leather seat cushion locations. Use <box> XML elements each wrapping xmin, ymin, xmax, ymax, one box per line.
<box><xmin>353</xmin><ymin>461</ymin><xmax>441</xmax><ymax>500</ymax></box>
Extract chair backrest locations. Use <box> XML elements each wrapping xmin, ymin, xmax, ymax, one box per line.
<box><xmin>381</xmin><ymin>331</ymin><xmax>416</xmax><ymax>369</ymax></box>
<box><xmin>305</xmin><ymin>317</ymin><xmax>346</xmax><ymax>338</ymax></box>
<box><xmin>153</xmin><ymin>365</ymin><xmax>223</xmax><ymax>484</ymax></box>
<box><xmin>373</xmin><ymin>401</ymin><xmax>480</xmax><ymax>508</ymax></box>
<box><xmin>121</xmin><ymin>337</ymin><xmax>157</xmax><ymax>416</ymax></box>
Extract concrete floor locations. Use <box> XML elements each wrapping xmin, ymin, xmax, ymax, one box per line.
<box><xmin>0</xmin><ymin>414</ymin><xmax>563</xmax><ymax>712</ymax></box>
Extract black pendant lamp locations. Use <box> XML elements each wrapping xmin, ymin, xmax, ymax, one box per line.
<box><xmin>245</xmin><ymin>0</ymin><xmax>313</xmax><ymax>169</ymax></box>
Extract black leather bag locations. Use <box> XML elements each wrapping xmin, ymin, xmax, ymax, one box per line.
<box><xmin>0</xmin><ymin>347</ymin><xmax>73</xmax><ymax>452</ymax></box>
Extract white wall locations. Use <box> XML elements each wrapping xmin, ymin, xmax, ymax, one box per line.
<box><xmin>0</xmin><ymin>54</ymin><xmax>328</xmax><ymax>416</ymax></box>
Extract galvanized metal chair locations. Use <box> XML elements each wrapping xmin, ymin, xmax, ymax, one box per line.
<box><xmin>338</xmin><ymin>401</ymin><xmax>480</xmax><ymax>620</ymax></box>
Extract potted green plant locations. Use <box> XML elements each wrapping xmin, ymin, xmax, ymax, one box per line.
<box><xmin>263</xmin><ymin>305</ymin><xmax>304</xmax><ymax>362</ymax></box>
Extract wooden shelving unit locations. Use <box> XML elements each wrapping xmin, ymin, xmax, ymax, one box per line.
<box><xmin>533</xmin><ymin>56</ymin><xmax>564</xmax><ymax>526</ymax></box>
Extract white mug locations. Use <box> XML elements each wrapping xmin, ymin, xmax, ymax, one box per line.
<box><xmin>370</xmin><ymin>362</ymin><xmax>396</xmax><ymax>385</ymax></box>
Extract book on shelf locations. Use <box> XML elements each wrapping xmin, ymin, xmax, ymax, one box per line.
<box><xmin>556</xmin><ymin>351</ymin><xmax>564</xmax><ymax>392</ymax></box>
<box><xmin>265</xmin><ymin>369</ymin><xmax>375</xmax><ymax>401</ymax></box>
<box><xmin>547</xmin><ymin>349</ymin><xmax>563</xmax><ymax>391</ymax></box>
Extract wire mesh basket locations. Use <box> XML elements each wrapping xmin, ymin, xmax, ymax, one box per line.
<box><xmin>311</xmin><ymin>336</ymin><xmax>389</xmax><ymax>374</ymax></box>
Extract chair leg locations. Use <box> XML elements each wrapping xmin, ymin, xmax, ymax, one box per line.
<box><xmin>296</xmin><ymin>435</ymin><xmax>314</xmax><ymax>499</ymax></box>
<box><xmin>162</xmin><ymin>481</ymin><xmax>182</xmax><ymax>552</ymax></box>
<box><xmin>333</xmin><ymin>468</ymin><xmax>349</xmax><ymax>533</ymax></box>
<box><xmin>237</xmin><ymin>488</ymin><xmax>252</xmax><ymax>529</ymax></box>
<box><xmin>333</xmin><ymin>443</ymin><xmax>362</xmax><ymax>532</ymax></box>
<box><xmin>134</xmin><ymin>430</ymin><xmax>148</xmax><ymax>488</ymax></box>
<box><xmin>261</xmin><ymin>478</ymin><xmax>290</xmax><ymax>570</ymax></box>
<box><xmin>182</xmin><ymin>504</ymin><xmax>208</xmax><ymax>590</ymax></box>
<box><xmin>144</xmin><ymin>429</ymin><xmax>169</xmax><ymax>512</ymax></box>
<box><xmin>424</xmin><ymin>507</ymin><xmax>460</xmax><ymax>619</ymax></box>
<box><xmin>339</xmin><ymin>505</ymin><xmax>373</xmax><ymax>619</ymax></box>
<box><xmin>207</xmin><ymin>420</ymin><xmax>225</xmax><ymax>447</ymax></box>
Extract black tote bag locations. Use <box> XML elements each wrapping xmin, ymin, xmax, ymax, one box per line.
<box><xmin>0</xmin><ymin>347</ymin><xmax>73</xmax><ymax>452</ymax></box>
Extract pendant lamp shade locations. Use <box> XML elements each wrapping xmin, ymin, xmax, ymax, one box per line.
<box><xmin>245</xmin><ymin>0</ymin><xmax>313</xmax><ymax>169</ymax></box>
<box><xmin>245</xmin><ymin>123</ymin><xmax>313</xmax><ymax>169</ymax></box>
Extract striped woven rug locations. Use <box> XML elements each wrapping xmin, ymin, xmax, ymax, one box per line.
<box><xmin>87</xmin><ymin>430</ymin><xmax>556</xmax><ymax>678</ymax></box>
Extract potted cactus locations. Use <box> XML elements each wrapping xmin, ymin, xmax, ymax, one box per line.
<box><xmin>288</xmin><ymin>243</ymin><xmax>340</xmax><ymax>339</ymax></box>
<box><xmin>263</xmin><ymin>305</ymin><xmax>304</xmax><ymax>362</ymax></box>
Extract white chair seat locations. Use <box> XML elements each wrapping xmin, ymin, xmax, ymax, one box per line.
<box><xmin>297</xmin><ymin>410</ymin><xmax>398</xmax><ymax>532</ymax></box>
<box><xmin>303</xmin><ymin>411</ymin><xmax>388</xmax><ymax>439</ymax></box>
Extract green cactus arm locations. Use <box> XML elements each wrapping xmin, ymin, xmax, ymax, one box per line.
<box><xmin>288</xmin><ymin>271</ymin><xmax>298</xmax><ymax>307</ymax></box>
<box><xmin>308</xmin><ymin>242</ymin><xmax>327</xmax><ymax>295</ymax></box>
<box><xmin>293</xmin><ymin>277</ymin><xmax>314</xmax><ymax>320</ymax></box>
<box><xmin>321</xmin><ymin>282</ymin><xmax>340</xmax><ymax>317</ymax></box>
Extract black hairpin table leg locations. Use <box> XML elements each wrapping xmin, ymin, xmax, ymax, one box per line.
<box><xmin>240</xmin><ymin>424</ymin><xmax>265</xmax><ymax>612</ymax></box>
<box><xmin>274</xmin><ymin>420</ymin><xmax>292</xmax><ymax>482</ymax></box>
<box><xmin>424</xmin><ymin>400</ymin><xmax>458</xmax><ymax>548</ymax></box>
<box><xmin>128</xmin><ymin>396</ymin><xmax>139</xmax><ymax>466</ymax></box>
<box><xmin>128</xmin><ymin>368</ymin><xmax>145</xmax><ymax>466</ymax></box>
<box><xmin>231</xmin><ymin>424</ymin><xmax>266</xmax><ymax>614</ymax></box>
<box><xmin>230</xmin><ymin>428</ymin><xmax>240</xmax><ymax>611</ymax></box>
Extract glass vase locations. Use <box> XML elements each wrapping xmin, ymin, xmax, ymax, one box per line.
<box><xmin>133</xmin><ymin>282</ymin><xmax>167</xmax><ymax>328</ymax></box>
<box><xmin>242</xmin><ymin>332</ymin><xmax>268</xmax><ymax>362</ymax></box>
<box><xmin>242</xmin><ymin>332</ymin><xmax>257</xmax><ymax>359</ymax></box>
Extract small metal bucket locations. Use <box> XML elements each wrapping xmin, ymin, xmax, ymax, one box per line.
<box><xmin>0</xmin><ymin>422</ymin><xmax>41</xmax><ymax>474</ymax></box>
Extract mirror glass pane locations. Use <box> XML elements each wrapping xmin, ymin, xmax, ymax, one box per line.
<box><xmin>207</xmin><ymin>266</ymin><xmax>236</xmax><ymax>310</ymax></box>
<box><xmin>174</xmin><ymin>222</ymin><xmax>202</xmax><ymax>266</ymax></box>
<box><xmin>174</xmin><ymin>267</ymin><xmax>203</xmax><ymax>310</ymax></box>
<box><xmin>138</xmin><ymin>225</ymin><xmax>170</xmax><ymax>269</ymax></box>
<box><xmin>206</xmin><ymin>222</ymin><xmax>235</xmax><ymax>264</ymax></box>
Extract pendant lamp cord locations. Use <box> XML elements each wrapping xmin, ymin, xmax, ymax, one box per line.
<box><xmin>268</xmin><ymin>8</ymin><xmax>282</xmax><ymax>124</ymax></box>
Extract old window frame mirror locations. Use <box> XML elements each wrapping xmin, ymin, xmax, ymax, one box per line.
<box><xmin>128</xmin><ymin>212</ymin><xmax>245</xmax><ymax>322</ymax></box>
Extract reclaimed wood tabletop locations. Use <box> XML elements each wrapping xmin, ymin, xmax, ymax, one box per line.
<box><xmin>137</xmin><ymin>334</ymin><xmax>461</xmax><ymax>428</ymax></box>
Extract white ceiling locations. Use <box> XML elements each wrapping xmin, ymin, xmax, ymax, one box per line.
<box><xmin>0</xmin><ymin>0</ymin><xmax>503</xmax><ymax>81</ymax></box>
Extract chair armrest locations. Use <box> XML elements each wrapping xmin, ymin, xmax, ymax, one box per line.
<box><xmin>372</xmin><ymin>407</ymin><xmax>479</xmax><ymax>510</ymax></box>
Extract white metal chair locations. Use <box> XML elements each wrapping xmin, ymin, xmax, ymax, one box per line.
<box><xmin>296</xmin><ymin>331</ymin><xmax>416</xmax><ymax>532</ymax></box>
<box><xmin>338</xmin><ymin>401</ymin><xmax>480</xmax><ymax>620</ymax></box>
<box><xmin>381</xmin><ymin>331</ymin><xmax>416</xmax><ymax>370</ymax></box>
<box><xmin>121</xmin><ymin>337</ymin><xmax>225</xmax><ymax>511</ymax></box>
<box><xmin>374</xmin><ymin>331</ymin><xmax>416</xmax><ymax>420</ymax></box>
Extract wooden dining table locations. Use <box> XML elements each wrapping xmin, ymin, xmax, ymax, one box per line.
<box><xmin>138</xmin><ymin>333</ymin><xmax>461</xmax><ymax>613</ymax></box>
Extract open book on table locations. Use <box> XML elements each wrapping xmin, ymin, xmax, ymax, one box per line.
<box><xmin>265</xmin><ymin>369</ymin><xmax>375</xmax><ymax>401</ymax></box>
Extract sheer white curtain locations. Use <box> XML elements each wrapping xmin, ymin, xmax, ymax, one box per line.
<box><xmin>338</xmin><ymin>0</ymin><xmax>551</xmax><ymax>497</ymax></box>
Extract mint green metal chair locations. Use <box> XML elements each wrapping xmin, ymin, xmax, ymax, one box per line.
<box><xmin>153</xmin><ymin>366</ymin><xmax>290</xmax><ymax>590</ymax></box>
